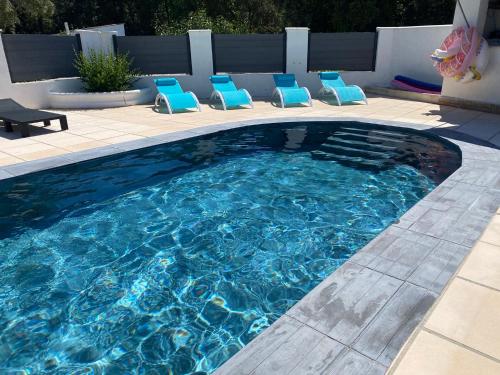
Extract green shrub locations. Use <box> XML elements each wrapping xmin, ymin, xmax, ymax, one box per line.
<box><xmin>74</xmin><ymin>50</ymin><xmax>138</xmax><ymax>93</ymax></box>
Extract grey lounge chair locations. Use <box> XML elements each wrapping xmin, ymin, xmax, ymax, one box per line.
<box><xmin>0</xmin><ymin>99</ymin><xmax>68</xmax><ymax>137</ymax></box>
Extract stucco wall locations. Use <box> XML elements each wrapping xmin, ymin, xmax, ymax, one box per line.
<box><xmin>0</xmin><ymin>25</ymin><xmax>451</xmax><ymax>109</ymax></box>
<box><xmin>378</xmin><ymin>25</ymin><xmax>453</xmax><ymax>85</ymax></box>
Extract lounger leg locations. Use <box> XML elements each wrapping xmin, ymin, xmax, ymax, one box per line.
<box><xmin>43</xmin><ymin>120</ymin><xmax>51</xmax><ymax>127</ymax></box>
<box><xmin>20</xmin><ymin>124</ymin><xmax>30</xmax><ymax>137</ymax></box>
<box><xmin>59</xmin><ymin>117</ymin><xmax>69</xmax><ymax>131</ymax></box>
<box><xmin>4</xmin><ymin>121</ymin><xmax>13</xmax><ymax>133</ymax></box>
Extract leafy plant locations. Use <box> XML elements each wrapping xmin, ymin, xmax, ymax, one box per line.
<box><xmin>155</xmin><ymin>8</ymin><xmax>248</xmax><ymax>35</ymax></box>
<box><xmin>74</xmin><ymin>50</ymin><xmax>138</xmax><ymax>93</ymax></box>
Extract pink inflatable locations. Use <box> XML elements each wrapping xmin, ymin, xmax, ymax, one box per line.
<box><xmin>432</xmin><ymin>27</ymin><xmax>479</xmax><ymax>78</ymax></box>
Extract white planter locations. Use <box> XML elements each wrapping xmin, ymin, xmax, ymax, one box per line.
<box><xmin>48</xmin><ymin>87</ymin><xmax>155</xmax><ymax>109</ymax></box>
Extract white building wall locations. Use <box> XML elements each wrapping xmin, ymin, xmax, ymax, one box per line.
<box><xmin>379</xmin><ymin>25</ymin><xmax>453</xmax><ymax>85</ymax></box>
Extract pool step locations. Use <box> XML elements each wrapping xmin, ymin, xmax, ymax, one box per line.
<box><xmin>332</xmin><ymin>132</ymin><xmax>405</xmax><ymax>146</ymax></box>
<box><xmin>311</xmin><ymin>129</ymin><xmax>407</xmax><ymax>170</ymax></box>
<box><xmin>324</xmin><ymin>136</ymin><xmax>398</xmax><ymax>152</ymax></box>
<box><xmin>312</xmin><ymin>151</ymin><xmax>396</xmax><ymax>169</ymax></box>
<box><xmin>320</xmin><ymin>143</ymin><xmax>393</xmax><ymax>160</ymax></box>
<box><xmin>338</xmin><ymin>126</ymin><xmax>409</xmax><ymax>139</ymax></box>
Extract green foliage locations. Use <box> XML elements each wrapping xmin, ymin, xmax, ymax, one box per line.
<box><xmin>155</xmin><ymin>8</ymin><xmax>247</xmax><ymax>35</ymax></box>
<box><xmin>74</xmin><ymin>50</ymin><xmax>138</xmax><ymax>93</ymax></box>
<box><xmin>2</xmin><ymin>0</ymin><xmax>457</xmax><ymax>35</ymax></box>
<box><xmin>0</xmin><ymin>0</ymin><xmax>54</xmax><ymax>33</ymax></box>
<box><xmin>0</xmin><ymin>0</ymin><xmax>17</xmax><ymax>32</ymax></box>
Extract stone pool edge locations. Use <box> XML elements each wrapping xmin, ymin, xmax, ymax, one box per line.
<box><xmin>1</xmin><ymin>117</ymin><xmax>499</xmax><ymax>375</ymax></box>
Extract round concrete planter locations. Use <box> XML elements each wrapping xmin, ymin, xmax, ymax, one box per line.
<box><xmin>48</xmin><ymin>87</ymin><xmax>154</xmax><ymax>109</ymax></box>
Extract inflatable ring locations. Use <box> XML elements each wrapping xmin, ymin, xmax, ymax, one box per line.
<box><xmin>433</xmin><ymin>27</ymin><xmax>479</xmax><ymax>79</ymax></box>
<box><xmin>457</xmin><ymin>36</ymin><xmax>489</xmax><ymax>83</ymax></box>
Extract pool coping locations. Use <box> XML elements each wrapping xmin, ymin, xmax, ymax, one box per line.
<box><xmin>1</xmin><ymin>117</ymin><xmax>499</xmax><ymax>374</ymax></box>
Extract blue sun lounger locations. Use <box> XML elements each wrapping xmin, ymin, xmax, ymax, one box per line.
<box><xmin>209</xmin><ymin>75</ymin><xmax>253</xmax><ymax>110</ymax></box>
<box><xmin>154</xmin><ymin>78</ymin><xmax>201</xmax><ymax>114</ymax></box>
<box><xmin>318</xmin><ymin>72</ymin><xmax>367</xmax><ymax>105</ymax></box>
<box><xmin>272</xmin><ymin>74</ymin><xmax>312</xmax><ymax>108</ymax></box>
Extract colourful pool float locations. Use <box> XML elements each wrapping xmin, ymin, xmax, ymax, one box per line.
<box><xmin>431</xmin><ymin>26</ymin><xmax>489</xmax><ymax>83</ymax></box>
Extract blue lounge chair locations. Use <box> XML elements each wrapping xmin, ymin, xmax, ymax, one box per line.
<box><xmin>209</xmin><ymin>75</ymin><xmax>253</xmax><ymax>110</ymax></box>
<box><xmin>272</xmin><ymin>74</ymin><xmax>312</xmax><ymax>108</ymax></box>
<box><xmin>154</xmin><ymin>78</ymin><xmax>201</xmax><ymax>114</ymax></box>
<box><xmin>318</xmin><ymin>72</ymin><xmax>367</xmax><ymax>106</ymax></box>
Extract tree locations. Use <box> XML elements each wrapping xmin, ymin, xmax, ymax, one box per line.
<box><xmin>0</xmin><ymin>0</ymin><xmax>17</xmax><ymax>32</ymax></box>
<box><xmin>1</xmin><ymin>0</ymin><xmax>457</xmax><ymax>35</ymax></box>
<box><xmin>0</xmin><ymin>0</ymin><xmax>54</xmax><ymax>33</ymax></box>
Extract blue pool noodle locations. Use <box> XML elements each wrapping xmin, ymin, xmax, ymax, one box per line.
<box><xmin>394</xmin><ymin>75</ymin><xmax>442</xmax><ymax>92</ymax></box>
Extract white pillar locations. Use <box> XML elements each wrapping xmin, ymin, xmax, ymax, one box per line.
<box><xmin>187</xmin><ymin>30</ymin><xmax>214</xmax><ymax>98</ymax></box>
<box><xmin>374</xmin><ymin>27</ymin><xmax>395</xmax><ymax>85</ymax></box>
<box><xmin>0</xmin><ymin>35</ymin><xmax>13</xmax><ymax>98</ymax></box>
<box><xmin>442</xmin><ymin>0</ymin><xmax>492</xmax><ymax>103</ymax></box>
<box><xmin>76</xmin><ymin>30</ymin><xmax>117</xmax><ymax>57</ymax></box>
<box><xmin>452</xmin><ymin>0</ymin><xmax>489</xmax><ymax>32</ymax></box>
<box><xmin>285</xmin><ymin>27</ymin><xmax>309</xmax><ymax>78</ymax></box>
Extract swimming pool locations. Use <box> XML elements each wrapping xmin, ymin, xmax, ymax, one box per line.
<box><xmin>0</xmin><ymin>121</ymin><xmax>460</xmax><ymax>374</ymax></box>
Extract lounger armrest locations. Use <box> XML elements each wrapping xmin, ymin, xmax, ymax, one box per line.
<box><xmin>302</xmin><ymin>87</ymin><xmax>313</xmax><ymax>107</ymax></box>
<box><xmin>187</xmin><ymin>91</ymin><xmax>202</xmax><ymax>112</ymax></box>
<box><xmin>241</xmin><ymin>89</ymin><xmax>253</xmax><ymax>108</ymax></box>
<box><xmin>272</xmin><ymin>88</ymin><xmax>285</xmax><ymax>108</ymax></box>
<box><xmin>350</xmin><ymin>85</ymin><xmax>368</xmax><ymax>104</ymax></box>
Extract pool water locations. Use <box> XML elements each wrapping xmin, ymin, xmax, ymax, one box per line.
<box><xmin>0</xmin><ymin>122</ymin><xmax>460</xmax><ymax>374</ymax></box>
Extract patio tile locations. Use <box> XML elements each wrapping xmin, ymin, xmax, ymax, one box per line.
<box><xmin>352</xmin><ymin>230</ymin><xmax>440</xmax><ymax>281</ymax></box>
<box><xmin>100</xmin><ymin>134</ymin><xmax>145</xmax><ymax>145</ymax></box>
<box><xmin>288</xmin><ymin>336</ymin><xmax>346</xmax><ymax>374</ymax></box>
<box><xmin>84</xmin><ymin>129</ymin><xmax>127</xmax><ymax>140</ymax></box>
<box><xmin>2</xmin><ymin>142</ymin><xmax>56</xmax><ymax>156</ymax></box>
<box><xmin>62</xmin><ymin>140</ymin><xmax>109</xmax><ymax>152</ymax></box>
<box><xmin>250</xmin><ymin>325</ymin><xmax>326</xmax><ymax>375</ymax></box>
<box><xmin>213</xmin><ymin>315</ymin><xmax>303</xmax><ymax>375</ymax></box>
<box><xmin>293</xmin><ymin>265</ymin><xmax>402</xmax><ymax>345</ymax></box>
<box><xmin>458</xmin><ymin>114</ymin><xmax>500</xmax><ymax>141</ymax></box>
<box><xmin>391</xmin><ymin>330</ymin><xmax>500</xmax><ymax>375</ymax></box>
<box><xmin>479</xmin><ymin>214</ymin><xmax>500</xmax><ymax>246</ymax></box>
<box><xmin>459</xmin><ymin>241</ymin><xmax>500</xmax><ymax>290</ymax></box>
<box><xmin>0</xmin><ymin>152</ymin><xmax>24</xmax><ymax>166</ymax></box>
<box><xmin>407</xmin><ymin>240</ymin><xmax>469</xmax><ymax>293</ymax></box>
<box><xmin>36</xmin><ymin>134</ymin><xmax>95</xmax><ymax>147</ymax></box>
<box><xmin>321</xmin><ymin>349</ymin><xmax>386</xmax><ymax>375</ymax></box>
<box><xmin>424</xmin><ymin>278</ymin><xmax>500</xmax><ymax>360</ymax></box>
<box><xmin>19</xmin><ymin>148</ymin><xmax>70</xmax><ymax>161</ymax></box>
<box><xmin>353</xmin><ymin>283</ymin><xmax>436</xmax><ymax>366</ymax></box>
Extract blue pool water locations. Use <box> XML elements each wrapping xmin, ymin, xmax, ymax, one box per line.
<box><xmin>0</xmin><ymin>122</ymin><xmax>460</xmax><ymax>374</ymax></box>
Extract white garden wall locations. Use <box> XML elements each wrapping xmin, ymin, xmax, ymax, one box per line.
<box><xmin>377</xmin><ymin>25</ymin><xmax>453</xmax><ymax>85</ymax></box>
<box><xmin>0</xmin><ymin>24</ymin><xmax>451</xmax><ymax>109</ymax></box>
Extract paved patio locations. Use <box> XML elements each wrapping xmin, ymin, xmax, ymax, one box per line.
<box><xmin>1</xmin><ymin>96</ymin><xmax>500</xmax><ymax>166</ymax></box>
<box><xmin>1</xmin><ymin>96</ymin><xmax>500</xmax><ymax>374</ymax></box>
<box><xmin>389</xmin><ymin>209</ymin><xmax>500</xmax><ymax>375</ymax></box>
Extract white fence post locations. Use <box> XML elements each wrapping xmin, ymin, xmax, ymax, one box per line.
<box><xmin>187</xmin><ymin>29</ymin><xmax>214</xmax><ymax>98</ymax></box>
<box><xmin>285</xmin><ymin>27</ymin><xmax>309</xmax><ymax>78</ymax></box>
<box><xmin>0</xmin><ymin>35</ymin><xmax>13</xmax><ymax>98</ymax></box>
<box><xmin>76</xmin><ymin>30</ymin><xmax>117</xmax><ymax>57</ymax></box>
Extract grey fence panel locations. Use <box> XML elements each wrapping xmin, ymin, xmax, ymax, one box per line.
<box><xmin>213</xmin><ymin>34</ymin><xmax>285</xmax><ymax>73</ymax></box>
<box><xmin>2</xmin><ymin>34</ymin><xmax>80</xmax><ymax>82</ymax></box>
<box><xmin>114</xmin><ymin>35</ymin><xmax>191</xmax><ymax>75</ymax></box>
<box><xmin>308</xmin><ymin>32</ymin><xmax>378</xmax><ymax>71</ymax></box>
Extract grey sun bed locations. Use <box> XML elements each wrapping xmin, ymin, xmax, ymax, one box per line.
<box><xmin>0</xmin><ymin>99</ymin><xmax>68</xmax><ymax>137</ymax></box>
